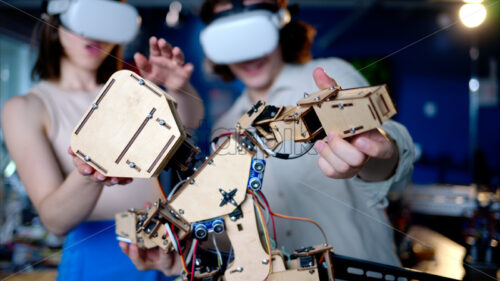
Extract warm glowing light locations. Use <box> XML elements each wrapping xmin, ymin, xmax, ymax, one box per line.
<box><xmin>459</xmin><ymin>4</ymin><xmax>487</xmax><ymax>28</ymax></box>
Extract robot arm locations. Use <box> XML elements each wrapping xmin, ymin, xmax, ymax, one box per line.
<box><xmin>70</xmin><ymin>70</ymin><xmax>453</xmax><ymax>281</ymax></box>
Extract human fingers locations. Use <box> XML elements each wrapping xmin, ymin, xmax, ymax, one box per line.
<box><xmin>128</xmin><ymin>243</ymin><xmax>149</xmax><ymax>270</ymax></box>
<box><xmin>171</xmin><ymin>46</ymin><xmax>185</xmax><ymax>65</ymax></box>
<box><xmin>315</xmin><ymin>140</ymin><xmax>362</xmax><ymax>178</ymax></box>
<box><xmin>312</xmin><ymin>67</ymin><xmax>339</xmax><ymax>90</ymax></box>
<box><xmin>134</xmin><ymin>52</ymin><xmax>152</xmax><ymax>74</ymax></box>
<box><xmin>160</xmin><ymin>251</ymin><xmax>182</xmax><ymax>276</ymax></box>
<box><xmin>158</xmin><ymin>38</ymin><xmax>173</xmax><ymax>59</ymax></box>
<box><xmin>92</xmin><ymin>171</ymin><xmax>107</xmax><ymax>182</ymax></box>
<box><xmin>71</xmin><ymin>153</ymin><xmax>94</xmax><ymax>176</ymax></box>
<box><xmin>325</xmin><ymin>133</ymin><xmax>367</xmax><ymax>167</ymax></box>
<box><xmin>104</xmin><ymin>177</ymin><xmax>133</xmax><ymax>186</ymax></box>
<box><xmin>315</xmin><ymin>140</ymin><xmax>351</xmax><ymax>176</ymax></box>
<box><xmin>317</xmin><ymin>156</ymin><xmax>341</xmax><ymax>178</ymax></box>
<box><xmin>158</xmin><ymin>249</ymin><xmax>175</xmax><ymax>270</ymax></box>
<box><xmin>352</xmin><ymin>130</ymin><xmax>394</xmax><ymax>159</ymax></box>
<box><xmin>183</xmin><ymin>62</ymin><xmax>194</xmax><ymax>75</ymax></box>
<box><xmin>119</xmin><ymin>241</ymin><xmax>129</xmax><ymax>255</ymax></box>
<box><xmin>149</xmin><ymin>36</ymin><xmax>161</xmax><ymax>57</ymax></box>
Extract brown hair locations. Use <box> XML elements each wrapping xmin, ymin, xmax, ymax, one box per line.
<box><xmin>200</xmin><ymin>0</ymin><xmax>316</xmax><ymax>81</ymax></box>
<box><xmin>31</xmin><ymin>15</ymin><xmax>122</xmax><ymax>84</ymax></box>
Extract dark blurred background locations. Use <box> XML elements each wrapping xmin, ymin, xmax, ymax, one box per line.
<box><xmin>1</xmin><ymin>0</ymin><xmax>499</xmax><ymax>280</ymax></box>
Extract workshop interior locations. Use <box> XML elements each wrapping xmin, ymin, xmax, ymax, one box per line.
<box><xmin>0</xmin><ymin>0</ymin><xmax>499</xmax><ymax>280</ymax></box>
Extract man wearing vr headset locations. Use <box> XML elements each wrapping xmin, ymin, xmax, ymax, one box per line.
<box><xmin>120</xmin><ymin>0</ymin><xmax>416</xmax><ymax>277</ymax></box>
<box><xmin>1</xmin><ymin>0</ymin><xmax>202</xmax><ymax>280</ymax></box>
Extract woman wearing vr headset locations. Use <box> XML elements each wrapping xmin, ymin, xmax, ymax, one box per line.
<box><xmin>120</xmin><ymin>0</ymin><xmax>415</xmax><ymax>276</ymax></box>
<box><xmin>1</xmin><ymin>0</ymin><xmax>202</xmax><ymax>280</ymax></box>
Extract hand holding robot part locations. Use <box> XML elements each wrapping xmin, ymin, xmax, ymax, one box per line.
<box><xmin>311</xmin><ymin>68</ymin><xmax>398</xmax><ymax>181</ymax></box>
<box><xmin>71</xmin><ymin>69</ymin><xmax>400</xmax><ymax>280</ymax></box>
<box><xmin>69</xmin><ymin>147</ymin><xmax>133</xmax><ymax>185</ymax></box>
<box><xmin>119</xmin><ymin>241</ymin><xmax>183</xmax><ymax>277</ymax></box>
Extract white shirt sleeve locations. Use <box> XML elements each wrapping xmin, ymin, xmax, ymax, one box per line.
<box><xmin>348</xmin><ymin>120</ymin><xmax>416</xmax><ymax>208</ymax></box>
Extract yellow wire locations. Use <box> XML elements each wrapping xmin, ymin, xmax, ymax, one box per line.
<box><xmin>253</xmin><ymin>194</ymin><xmax>273</xmax><ymax>275</ymax></box>
<box><xmin>179</xmin><ymin>254</ymin><xmax>189</xmax><ymax>275</ymax></box>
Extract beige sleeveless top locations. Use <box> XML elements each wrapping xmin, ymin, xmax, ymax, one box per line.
<box><xmin>30</xmin><ymin>81</ymin><xmax>163</xmax><ymax>220</ymax></box>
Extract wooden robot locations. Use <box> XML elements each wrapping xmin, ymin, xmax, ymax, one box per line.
<box><xmin>70</xmin><ymin>70</ymin><xmax>454</xmax><ymax>281</ymax></box>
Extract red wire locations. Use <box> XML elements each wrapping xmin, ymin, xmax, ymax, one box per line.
<box><xmin>171</xmin><ymin>229</ymin><xmax>189</xmax><ymax>274</ymax></box>
<box><xmin>190</xmin><ymin>240</ymin><xmax>199</xmax><ymax>281</ymax></box>
<box><xmin>258</xmin><ymin>191</ymin><xmax>277</xmax><ymax>242</ymax></box>
<box><xmin>218</xmin><ymin>131</ymin><xmax>234</xmax><ymax>138</ymax></box>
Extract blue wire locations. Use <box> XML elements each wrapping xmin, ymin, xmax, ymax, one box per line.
<box><xmin>227</xmin><ymin>246</ymin><xmax>233</xmax><ymax>266</ymax></box>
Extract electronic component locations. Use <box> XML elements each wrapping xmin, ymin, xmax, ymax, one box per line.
<box><xmin>192</xmin><ymin>218</ymin><xmax>225</xmax><ymax>240</ymax></box>
<box><xmin>247</xmin><ymin>158</ymin><xmax>266</xmax><ymax>191</ymax></box>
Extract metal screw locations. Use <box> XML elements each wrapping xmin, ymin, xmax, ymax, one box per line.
<box><xmin>84</xmin><ymin>156</ymin><xmax>90</xmax><ymax>161</ymax></box>
<box><xmin>92</xmin><ymin>103</ymin><xmax>98</xmax><ymax>109</ymax></box>
<box><xmin>159</xmin><ymin>120</ymin><xmax>166</xmax><ymax>126</ymax></box>
<box><xmin>301</xmin><ymin>133</ymin><xmax>306</xmax><ymax>137</ymax></box>
<box><xmin>236</xmin><ymin>123</ymin><xmax>241</xmax><ymax>128</ymax></box>
<box><xmin>315</xmin><ymin>96</ymin><xmax>321</xmax><ymax>101</ymax></box>
<box><xmin>237</xmin><ymin>146</ymin><xmax>242</xmax><ymax>151</ymax></box>
<box><xmin>153</xmin><ymin>202</ymin><xmax>158</xmax><ymax>206</ymax></box>
<box><xmin>139</xmin><ymin>79</ymin><xmax>145</xmax><ymax>85</ymax></box>
<box><xmin>309</xmin><ymin>269</ymin><xmax>315</xmax><ymax>274</ymax></box>
<box><xmin>163</xmin><ymin>240</ymin><xmax>168</xmax><ymax>245</ymax></box>
<box><xmin>129</xmin><ymin>162</ymin><xmax>136</xmax><ymax>168</ymax></box>
<box><xmin>147</xmin><ymin>113</ymin><xmax>153</xmax><ymax>119</ymax></box>
<box><xmin>350</xmin><ymin>127</ymin><xmax>356</xmax><ymax>134</ymax></box>
<box><xmin>304</xmin><ymin>92</ymin><xmax>309</xmax><ymax>97</ymax></box>
<box><xmin>193</xmin><ymin>167</ymin><xmax>198</xmax><ymax>171</ymax></box>
<box><xmin>323</xmin><ymin>243</ymin><xmax>328</xmax><ymax>247</ymax></box>
<box><xmin>208</xmin><ymin>159</ymin><xmax>214</xmax><ymax>165</ymax></box>
<box><xmin>339</xmin><ymin>103</ymin><xmax>344</xmax><ymax>109</ymax></box>
<box><xmin>179</xmin><ymin>209</ymin><xmax>184</xmax><ymax>214</ymax></box>
<box><xmin>329</xmin><ymin>86</ymin><xmax>336</xmax><ymax>90</ymax></box>
<box><xmin>230</xmin><ymin>216</ymin><xmax>237</xmax><ymax>221</ymax></box>
<box><xmin>235</xmin><ymin>267</ymin><xmax>243</xmax><ymax>272</ymax></box>
<box><xmin>262</xmin><ymin>259</ymin><xmax>269</xmax><ymax>264</ymax></box>
<box><xmin>270</xmin><ymin>111</ymin><xmax>276</xmax><ymax>117</ymax></box>
<box><xmin>190</xmin><ymin>179</ymin><xmax>195</xmax><ymax>184</ymax></box>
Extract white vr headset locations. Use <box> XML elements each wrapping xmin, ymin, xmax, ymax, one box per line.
<box><xmin>200</xmin><ymin>3</ymin><xmax>291</xmax><ymax>65</ymax></box>
<box><xmin>46</xmin><ymin>0</ymin><xmax>141</xmax><ymax>44</ymax></box>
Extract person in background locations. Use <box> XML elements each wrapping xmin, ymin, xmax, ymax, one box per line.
<box><xmin>120</xmin><ymin>0</ymin><xmax>416</xmax><ymax>277</ymax></box>
<box><xmin>0</xmin><ymin>0</ymin><xmax>203</xmax><ymax>280</ymax></box>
